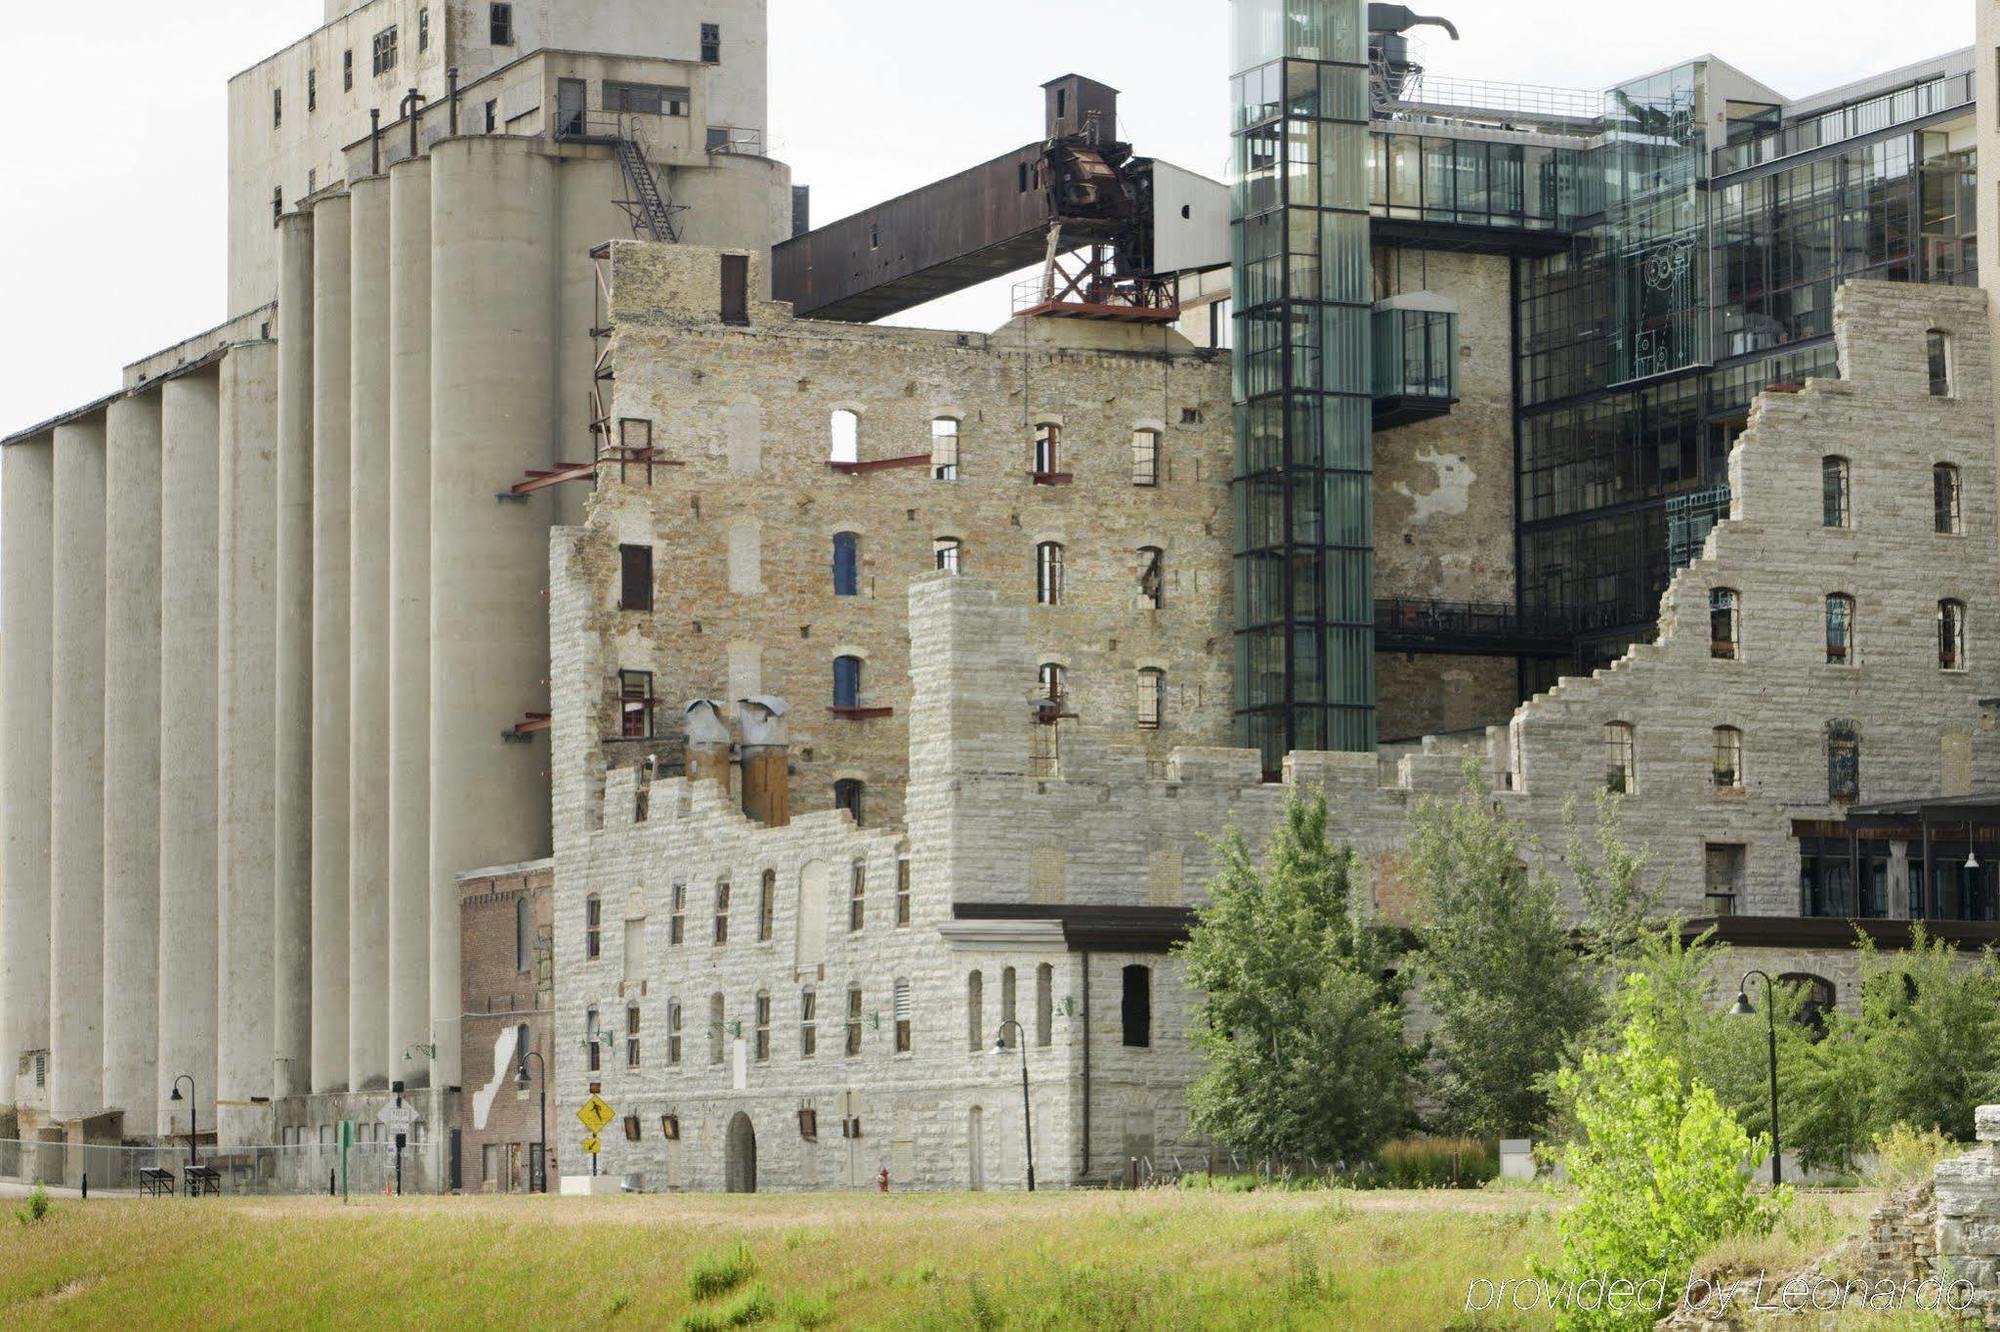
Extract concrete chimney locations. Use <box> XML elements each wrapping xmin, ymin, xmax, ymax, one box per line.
<box><xmin>738</xmin><ymin>697</ymin><xmax>791</xmax><ymax>828</ymax></box>
<box><xmin>684</xmin><ymin>701</ymin><xmax>732</xmax><ymax>789</ymax></box>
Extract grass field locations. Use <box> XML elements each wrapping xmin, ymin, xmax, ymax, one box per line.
<box><xmin>0</xmin><ymin>1185</ymin><xmax>1885</xmax><ymax>1329</ymax></box>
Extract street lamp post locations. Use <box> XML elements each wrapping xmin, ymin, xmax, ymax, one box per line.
<box><xmin>168</xmin><ymin>1075</ymin><xmax>198</xmax><ymax>1171</ymax></box>
<box><xmin>989</xmin><ymin>1020</ymin><xmax>1034</xmax><ymax>1192</ymax></box>
<box><xmin>516</xmin><ymin>1049</ymin><xmax>548</xmax><ymax>1194</ymax></box>
<box><xmin>1729</xmin><ymin>969</ymin><xmax>1782</xmax><ymax>1189</ymax></box>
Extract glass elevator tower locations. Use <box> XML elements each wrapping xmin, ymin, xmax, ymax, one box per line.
<box><xmin>1229</xmin><ymin>0</ymin><xmax>1376</xmax><ymax>772</ymax></box>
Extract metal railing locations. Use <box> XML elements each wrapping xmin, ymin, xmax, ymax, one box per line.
<box><xmin>1375</xmin><ymin>598</ymin><xmax>1576</xmax><ymax>655</ymax></box>
<box><xmin>0</xmin><ymin>1139</ymin><xmax>447</xmax><ymax>1196</ymax></box>
<box><xmin>1714</xmin><ymin>71</ymin><xmax>1975</xmax><ymax>176</ymax></box>
<box><xmin>1379</xmin><ymin>72</ymin><xmax>1603</xmax><ymax>125</ymax></box>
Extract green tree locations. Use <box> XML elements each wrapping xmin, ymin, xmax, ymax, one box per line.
<box><xmin>1177</xmin><ymin>788</ymin><xmax>1412</xmax><ymax>1166</ymax></box>
<box><xmin>1536</xmin><ymin>976</ymin><xmax>1789</xmax><ymax>1332</ymax></box>
<box><xmin>1566</xmin><ymin>791</ymin><xmax>1662</xmax><ymax>967</ymax></box>
<box><xmin>1831</xmin><ymin>930</ymin><xmax>2000</xmax><ymax>1142</ymax></box>
<box><xmin>1408</xmin><ymin>762</ymin><xmax>1599</xmax><ymax>1137</ymax></box>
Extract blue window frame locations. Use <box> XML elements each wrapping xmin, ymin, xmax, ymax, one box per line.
<box><xmin>832</xmin><ymin>532</ymin><xmax>859</xmax><ymax>596</ymax></box>
<box><xmin>833</xmin><ymin>656</ymin><xmax>862</xmax><ymax>709</ymax></box>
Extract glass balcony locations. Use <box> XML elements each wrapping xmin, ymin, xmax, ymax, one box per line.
<box><xmin>1371</xmin><ymin>301</ymin><xmax>1458</xmax><ymax>428</ymax></box>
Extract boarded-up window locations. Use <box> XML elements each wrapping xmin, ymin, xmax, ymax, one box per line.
<box><xmin>619</xmin><ymin>545</ymin><xmax>653</xmax><ymax>611</ymax></box>
<box><xmin>1121</xmin><ymin>965</ymin><xmax>1151</xmax><ymax>1048</ymax></box>
<box><xmin>623</xmin><ymin>918</ymin><xmax>646</xmax><ymax>984</ymax></box>
<box><xmin>721</xmin><ymin>253</ymin><xmax>749</xmax><ymax>325</ymax></box>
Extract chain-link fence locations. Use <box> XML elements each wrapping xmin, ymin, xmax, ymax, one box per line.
<box><xmin>0</xmin><ymin>1138</ymin><xmax>446</xmax><ymax>1196</ymax></box>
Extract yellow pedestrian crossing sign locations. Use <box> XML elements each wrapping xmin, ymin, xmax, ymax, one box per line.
<box><xmin>577</xmin><ymin>1093</ymin><xmax>615</xmax><ymax>1134</ymax></box>
<box><xmin>582</xmin><ymin>1134</ymin><xmax>601</xmax><ymax>1155</ymax></box>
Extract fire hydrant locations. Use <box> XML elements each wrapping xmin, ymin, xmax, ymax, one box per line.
<box><xmin>878</xmin><ymin>1167</ymin><xmax>890</xmax><ymax>1193</ymax></box>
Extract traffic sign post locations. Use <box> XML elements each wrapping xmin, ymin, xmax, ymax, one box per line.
<box><xmin>381</xmin><ymin>1082</ymin><xmax>422</xmax><ymax>1197</ymax></box>
<box><xmin>338</xmin><ymin>1120</ymin><xmax>353</xmax><ymax>1204</ymax></box>
<box><xmin>577</xmin><ymin>1094</ymin><xmax>615</xmax><ymax>1179</ymax></box>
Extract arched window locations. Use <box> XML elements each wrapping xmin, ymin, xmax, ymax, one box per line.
<box><xmin>708</xmin><ymin>993</ymin><xmax>726</xmax><ymax>1064</ymax></box>
<box><xmin>830</xmin><ymin>408</ymin><xmax>860</xmax><ymax>463</ymax></box>
<box><xmin>896</xmin><ymin>857</ymin><xmax>912</xmax><ymax>927</ymax></box>
<box><xmin>1137</xmin><ymin>668</ymin><xmax>1165</xmax><ymax>730</ymax></box>
<box><xmin>1935</xmin><ymin>463</ymin><xmax>1963</xmax><ymax>534</ymax></box>
<box><xmin>934</xmin><ymin>536</ymin><xmax>962</xmax><ymax>573</ymax></box>
<box><xmin>1779</xmin><ymin>973</ymin><xmax>1837</xmax><ymax>1038</ymax></box>
<box><xmin>966</xmin><ymin>970</ymin><xmax>984</xmax><ymax>1052</ymax></box>
<box><xmin>1821</xmin><ymin>456</ymin><xmax>1850</xmax><ymax>528</ymax></box>
<box><xmin>1827</xmin><ymin>722</ymin><xmax>1861</xmax><ymax>804</ymax></box>
<box><xmin>758</xmin><ymin>869</ymin><xmax>775</xmax><ymax>942</ymax></box>
<box><xmin>1033</xmin><ymin>422</ymin><xmax>1061</xmax><ymax>478</ymax></box>
<box><xmin>1000</xmin><ymin>967</ymin><xmax>1018</xmax><ymax>1048</ymax></box>
<box><xmin>833</xmin><ymin>778</ymin><xmax>865</xmax><ymax>826</ymax></box>
<box><xmin>667</xmin><ymin>1000</ymin><xmax>683</xmax><ymax>1065</ymax></box>
<box><xmin>1038</xmin><ymin>662</ymin><xmax>1066</xmax><ymax>704</ymax></box>
<box><xmin>800</xmin><ymin>989</ymin><xmax>817</xmax><ymax>1058</ymax></box>
<box><xmin>1603</xmin><ymin>722</ymin><xmax>1635</xmax><ymax>794</ymax></box>
<box><xmin>1825</xmin><ymin>593</ymin><xmax>1854</xmax><ymax>665</ymax></box>
<box><xmin>1138</xmin><ymin>546</ymin><xmax>1164</xmax><ymax>610</ymax></box>
<box><xmin>832</xmin><ymin>532</ymin><xmax>860</xmax><ymax>596</ymax></box>
<box><xmin>893</xmin><ymin>979</ymin><xmax>912</xmax><ymax>1053</ymax></box>
<box><xmin>848</xmin><ymin>860</ymin><xmax>866</xmax><ymax>933</ymax></box>
<box><xmin>586</xmin><ymin>1007</ymin><xmax>601</xmax><ymax>1072</ymax></box>
<box><xmin>1121</xmin><ymin>964</ymin><xmax>1152</xmax><ymax>1048</ymax></box>
<box><xmin>1709</xmin><ymin>588</ymin><xmax>1739</xmax><ymax>660</ymax></box>
<box><xmin>1031</xmin><ymin>663</ymin><xmax>1065</xmax><ymax>780</ymax></box>
<box><xmin>932</xmin><ymin>417</ymin><xmax>960</xmax><ymax>481</ymax></box>
<box><xmin>844</xmin><ymin>985</ymin><xmax>863</xmax><ymax>1056</ymax></box>
<box><xmin>1036</xmin><ymin>542</ymin><xmax>1065</xmax><ymax>605</ymax></box>
<box><xmin>1927</xmin><ymin>330</ymin><xmax>1952</xmax><ymax>397</ymax></box>
<box><xmin>669</xmin><ymin>882</ymin><xmax>686</xmax><ymax>946</ymax></box>
<box><xmin>713</xmin><ymin>879</ymin><xmax>731</xmax><ymax>945</ymax></box>
<box><xmin>754</xmin><ymin>991</ymin><xmax>771</xmax><ymax>1062</ymax></box>
<box><xmin>626</xmin><ymin>1004</ymin><xmax>642</xmax><ymax>1068</ymax></box>
<box><xmin>832</xmin><ymin>655</ymin><xmax>863</xmax><ymax>709</ymax></box>
<box><xmin>1712</xmin><ymin>726</ymin><xmax>1743</xmax><ymax>791</ymax></box>
<box><xmin>1131</xmin><ymin>428</ymin><xmax>1161</xmax><ymax>486</ymax></box>
<box><xmin>1939</xmin><ymin>599</ymin><xmax>1967</xmax><ymax>671</ymax></box>
<box><xmin>1035</xmin><ymin>963</ymin><xmax>1054</xmax><ymax>1047</ymax></box>
<box><xmin>585</xmin><ymin>894</ymin><xmax>602</xmax><ymax>960</ymax></box>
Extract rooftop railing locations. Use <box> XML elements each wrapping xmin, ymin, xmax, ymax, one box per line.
<box><xmin>1378</xmin><ymin>72</ymin><xmax>1604</xmax><ymax>126</ymax></box>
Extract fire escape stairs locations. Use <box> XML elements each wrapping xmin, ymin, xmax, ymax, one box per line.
<box><xmin>612</xmin><ymin>132</ymin><xmax>683</xmax><ymax>244</ymax></box>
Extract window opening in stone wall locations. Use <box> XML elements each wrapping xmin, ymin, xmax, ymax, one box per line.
<box><xmin>490</xmin><ymin>3</ymin><xmax>514</xmax><ymax>46</ymax></box>
<box><xmin>758</xmin><ymin>870</ymin><xmax>775</xmax><ymax>942</ymax></box>
<box><xmin>966</xmin><ymin>971</ymin><xmax>983</xmax><ymax>1051</ymax></box>
<box><xmin>1138</xmin><ymin>668</ymin><xmax>1165</xmax><ymax>730</ymax></box>
<box><xmin>1036</xmin><ymin>964</ymin><xmax>1053</xmax><ymax>1046</ymax></box>
<box><xmin>626</xmin><ymin>1005</ymin><xmax>641</xmax><ymax>1068</ymax></box>
<box><xmin>1936</xmin><ymin>463</ymin><xmax>1963</xmax><ymax>534</ymax></box>
<box><xmin>619</xmin><ymin>544</ymin><xmax>654</xmax><ymax>612</ymax></box>
<box><xmin>1704</xmin><ymin>843</ymin><xmax>1744</xmax><ymax>916</ymax></box>
<box><xmin>894</xmin><ymin>980</ymin><xmax>912</xmax><ymax>1053</ymax></box>
<box><xmin>1822</xmin><ymin>456</ymin><xmax>1851</xmax><ymax>528</ymax></box>
<box><xmin>832</xmin><ymin>655</ymin><xmax>862</xmax><ymax>710</ymax></box>
<box><xmin>1940</xmin><ymin>599</ymin><xmax>1967</xmax><ymax>670</ymax></box>
<box><xmin>668</xmin><ymin>1000</ymin><xmax>683</xmax><ymax>1064</ymax></box>
<box><xmin>755</xmin><ymin>992</ymin><xmax>771</xmax><ymax>1061</ymax></box>
<box><xmin>800</xmin><ymin>990</ymin><xmax>817</xmax><ymax>1058</ymax></box>
<box><xmin>848</xmin><ymin>861</ymin><xmax>865</xmax><ymax>933</ymax></box>
<box><xmin>1000</xmin><ymin>968</ymin><xmax>1018</xmax><ymax>1047</ymax></box>
<box><xmin>896</xmin><ymin>858</ymin><xmax>911</xmax><ymax>926</ymax></box>
<box><xmin>713</xmin><ymin>880</ymin><xmax>731</xmax><ymax>945</ymax></box>
<box><xmin>1604</xmin><ymin>721</ymin><xmax>1635</xmax><ymax>793</ymax></box>
<box><xmin>1713</xmin><ymin>726</ymin><xmax>1743</xmax><ymax>791</ymax></box>
<box><xmin>669</xmin><ymin>882</ymin><xmax>686</xmax><ymax>945</ymax></box>
<box><xmin>832</xmin><ymin>532</ymin><xmax>860</xmax><ymax>597</ymax></box>
<box><xmin>932</xmin><ymin>417</ymin><xmax>960</xmax><ymax>480</ymax></box>
<box><xmin>308</xmin><ymin>68</ymin><xmax>317</xmax><ymax>113</ymax></box>
<box><xmin>1780</xmin><ymin>973</ymin><xmax>1837</xmax><ymax>1038</ymax></box>
<box><xmin>701</xmin><ymin>22</ymin><xmax>722</xmax><ymax>63</ymax></box>
<box><xmin>585</xmin><ymin>895</ymin><xmax>601</xmax><ymax>960</ymax></box>
<box><xmin>618</xmin><ymin>670</ymin><xmax>656</xmax><ymax>739</ymax></box>
<box><xmin>1034</xmin><ymin>422</ymin><xmax>1061</xmax><ymax>477</ymax></box>
<box><xmin>834</xmin><ymin>779</ymin><xmax>865</xmax><ymax>826</ymax></box>
<box><xmin>708</xmin><ymin>993</ymin><xmax>725</xmax><ymax>1064</ymax></box>
<box><xmin>1132</xmin><ymin>429</ymin><xmax>1160</xmax><ymax>486</ymax></box>
<box><xmin>273</xmin><ymin>88</ymin><xmax>283</xmax><ymax>128</ymax></box>
<box><xmin>1709</xmin><ymin>588</ymin><xmax>1738</xmax><ymax>660</ymax></box>
<box><xmin>586</xmin><ymin>1008</ymin><xmax>601</xmax><ymax>1071</ymax></box>
<box><xmin>721</xmin><ymin>253</ymin><xmax>749</xmax><ymax>325</ymax></box>
<box><xmin>830</xmin><ymin>409</ymin><xmax>860</xmax><ymax>464</ymax></box>
<box><xmin>1036</xmin><ymin>542</ymin><xmax>1065</xmax><ymax>606</ymax></box>
<box><xmin>372</xmin><ymin>26</ymin><xmax>398</xmax><ymax>76</ymax></box>
<box><xmin>845</xmin><ymin>986</ymin><xmax>863</xmax><ymax>1056</ymax></box>
<box><xmin>1121</xmin><ymin>965</ymin><xmax>1151</xmax><ymax>1048</ymax></box>
<box><xmin>934</xmin><ymin>537</ymin><xmax>962</xmax><ymax>573</ymax></box>
<box><xmin>1827</xmin><ymin>722</ymin><xmax>1861</xmax><ymax>804</ymax></box>
<box><xmin>515</xmin><ymin>895</ymin><xmax>531</xmax><ymax>972</ymax></box>
<box><xmin>1825</xmin><ymin>593</ymin><xmax>1854</xmax><ymax>665</ymax></box>
<box><xmin>1928</xmin><ymin>330</ymin><xmax>1952</xmax><ymax>396</ymax></box>
<box><xmin>1139</xmin><ymin>547</ymin><xmax>1164</xmax><ymax>610</ymax></box>
<box><xmin>343</xmin><ymin>49</ymin><xmax>354</xmax><ymax>92</ymax></box>
<box><xmin>419</xmin><ymin>7</ymin><xmax>430</xmax><ymax>52</ymax></box>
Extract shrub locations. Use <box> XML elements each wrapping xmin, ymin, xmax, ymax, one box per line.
<box><xmin>779</xmin><ymin>1288</ymin><xmax>835</xmax><ymax>1329</ymax></box>
<box><xmin>1867</xmin><ymin>1123</ymin><xmax>1964</xmax><ymax>1188</ymax></box>
<box><xmin>1535</xmin><ymin>976</ymin><xmax>1789</xmax><ymax>1331</ymax></box>
<box><xmin>687</xmin><ymin>1243</ymin><xmax>756</xmax><ymax>1301</ymax></box>
<box><xmin>1375</xmin><ymin>1136</ymin><xmax>1498</xmax><ymax>1189</ymax></box>
<box><xmin>15</xmin><ymin>1183</ymin><xmax>49</xmax><ymax>1226</ymax></box>
<box><xmin>678</xmin><ymin>1282</ymin><xmax>771</xmax><ymax>1331</ymax></box>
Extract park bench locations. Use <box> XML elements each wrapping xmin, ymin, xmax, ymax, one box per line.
<box><xmin>138</xmin><ymin>1166</ymin><xmax>176</xmax><ymax>1197</ymax></box>
<box><xmin>183</xmin><ymin>1165</ymin><xmax>222</xmax><ymax>1197</ymax></box>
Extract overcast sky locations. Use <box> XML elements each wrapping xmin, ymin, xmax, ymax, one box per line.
<box><xmin>0</xmin><ymin>0</ymin><xmax>1974</xmax><ymax>433</ymax></box>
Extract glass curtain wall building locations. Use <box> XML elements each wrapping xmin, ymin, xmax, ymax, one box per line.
<box><xmin>1231</xmin><ymin>0</ymin><xmax>1377</xmax><ymax>771</ymax></box>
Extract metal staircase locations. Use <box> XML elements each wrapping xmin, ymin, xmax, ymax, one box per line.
<box><xmin>613</xmin><ymin>130</ymin><xmax>681</xmax><ymax>243</ymax></box>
